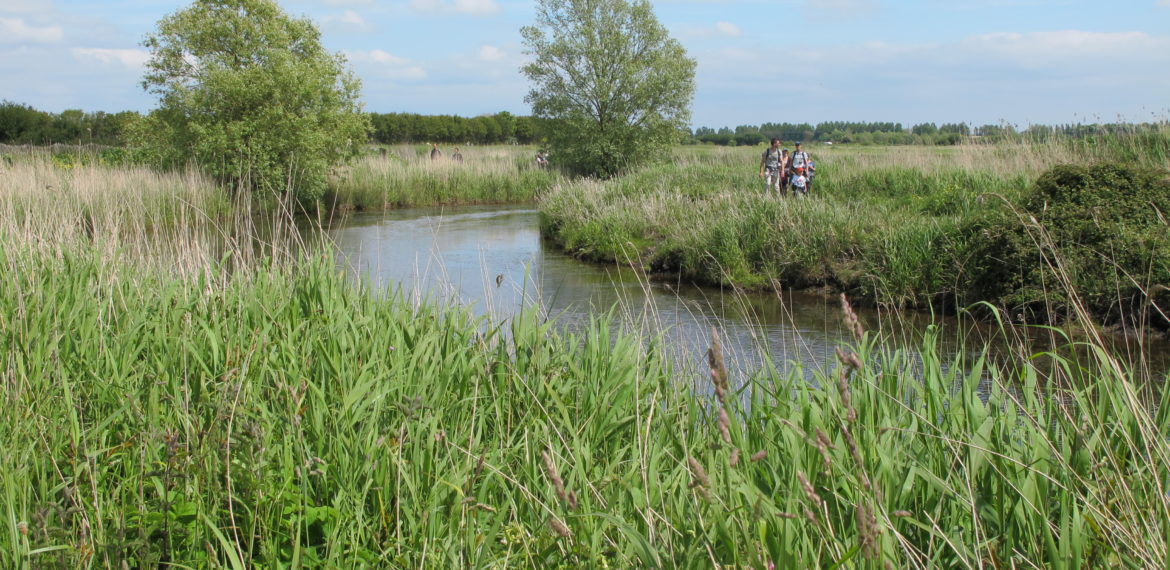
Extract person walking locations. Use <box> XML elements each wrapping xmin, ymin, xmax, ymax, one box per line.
<box><xmin>780</xmin><ymin>148</ymin><xmax>792</xmax><ymax>192</ymax></box>
<box><xmin>790</xmin><ymin>167</ymin><xmax>808</xmax><ymax>197</ymax></box>
<box><xmin>452</xmin><ymin>147</ymin><xmax>464</xmax><ymax>163</ymax></box>
<box><xmin>759</xmin><ymin>138</ymin><xmax>786</xmax><ymax>196</ymax></box>
<box><xmin>430</xmin><ymin>143</ymin><xmax>442</xmax><ymax>161</ymax></box>
<box><xmin>790</xmin><ymin>141</ymin><xmax>810</xmax><ymax>172</ymax></box>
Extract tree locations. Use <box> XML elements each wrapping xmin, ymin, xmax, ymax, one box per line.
<box><xmin>520</xmin><ymin>0</ymin><xmax>696</xmax><ymax>178</ymax></box>
<box><xmin>137</xmin><ymin>0</ymin><xmax>369</xmax><ymax>202</ymax></box>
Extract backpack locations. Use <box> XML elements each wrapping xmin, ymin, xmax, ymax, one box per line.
<box><xmin>791</xmin><ymin>150</ymin><xmax>809</xmax><ymax>169</ymax></box>
<box><xmin>762</xmin><ymin>147</ymin><xmax>782</xmax><ymax>169</ymax></box>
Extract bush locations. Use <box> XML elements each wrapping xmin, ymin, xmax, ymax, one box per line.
<box><xmin>963</xmin><ymin>163</ymin><xmax>1170</xmax><ymax>330</ymax></box>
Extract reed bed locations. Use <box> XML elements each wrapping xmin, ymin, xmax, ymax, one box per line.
<box><xmin>2</xmin><ymin>135</ymin><xmax>1168</xmax><ymax>567</ymax></box>
<box><xmin>541</xmin><ymin>131</ymin><xmax>1170</xmax><ymax>319</ymax></box>
<box><xmin>2</xmin><ymin>240</ymin><xmax>1167</xmax><ymax>568</ymax></box>
<box><xmin>327</xmin><ymin>144</ymin><xmax>562</xmax><ymax>211</ymax></box>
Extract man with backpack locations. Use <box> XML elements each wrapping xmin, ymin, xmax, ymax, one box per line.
<box><xmin>759</xmin><ymin>138</ymin><xmax>786</xmax><ymax>196</ymax></box>
<box><xmin>790</xmin><ymin>142</ymin><xmax>810</xmax><ymax>172</ymax></box>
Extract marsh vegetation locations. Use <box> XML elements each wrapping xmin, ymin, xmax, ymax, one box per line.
<box><xmin>1</xmin><ymin>135</ymin><xmax>1168</xmax><ymax>568</ymax></box>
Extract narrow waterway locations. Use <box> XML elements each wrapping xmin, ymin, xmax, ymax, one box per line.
<box><xmin>313</xmin><ymin>204</ymin><xmax>1168</xmax><ymax>386</ymax></box>
<box><xmin>315</xmin><ymin>206</ymin><xmax>1005</xmax><ymax>383</ymax></box>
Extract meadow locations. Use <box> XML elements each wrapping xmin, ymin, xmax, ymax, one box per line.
<box><xmin>539</xmin><ymin>131</ymin><xmax>1170</xmax><ymax>331</ymax></box>
<box><xmin>1</xmin><ymin>139</ymin><xmax>1168</xmax><ymax>568</ymax></box>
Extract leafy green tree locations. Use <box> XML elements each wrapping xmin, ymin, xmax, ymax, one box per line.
<box><xmin>137</xmin><ymin>0</ymin><xmax>369</xmax><ymax>202</ymax></box>
<box><xmin>520</xmin><ymin>0</ymin><xmax>696</xmax><ymax>178</ymax></box>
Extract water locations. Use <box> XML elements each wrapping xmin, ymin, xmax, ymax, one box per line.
<box><xmin>316</xmin><ymin>205</ymin><xmax>1169</xmax><ymax>387</ymax></box>
<box><xmin>317</xmin><ymin>205</ymin><xmax>997</xmax><ymax>383</ymax></box>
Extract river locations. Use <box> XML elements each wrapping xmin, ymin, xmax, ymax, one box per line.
<box><xmin>318</xmin><ymin>205</ymin><xmax>1109</xmax><ymax>386</ymax></box>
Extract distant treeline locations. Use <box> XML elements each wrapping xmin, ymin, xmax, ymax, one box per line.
<box><xmin>2</xmin><ymin>100</ymin><xmax>1165</xmax><ymax>147</ymax></box>
<box><xmin>368</xmin><ymin>112</ymin><xmax>546</xmax><ymax>145</ymax></box>
<box><xmin>0</xmin><ymin>102</ymin><xmax>550</xmax><ymax>147</ymax></box>
<box><xmin>690</xmin><ymin>121</ymin><xmax>1169</xmax><ymax>146</ymax></box>
<box><xmin>0</xmin><ymin>101</ymin><xmax>139</xmax><ymax>145</ymax></box>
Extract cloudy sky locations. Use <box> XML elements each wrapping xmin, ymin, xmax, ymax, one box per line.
<box><xmin>2</xmin><ymin>0</ymin><xmax>1168</xmax><ymax>129</ymax></box>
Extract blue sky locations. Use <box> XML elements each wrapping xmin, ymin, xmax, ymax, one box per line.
<box><xmin>2</xmin><ymin>0</ymin><xmax>1168</xmax><ymax>129</ymax></box>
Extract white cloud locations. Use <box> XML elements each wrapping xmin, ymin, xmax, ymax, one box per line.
<box><xmin>803</xmin><ymin>0</ymin><xmax>879</xmax><ymax>18</ymax></box>
<box><xmin>71</xmin><ymin>47</ymin><xmax>149</xmax><ymax>68</ymax></box>
<box><xmin>0</xmin><ymin>17</ymin><xmax>63</xmax><ymax>43</ymax></box>
<box><xmin>957</xmin><ymin>30</ymin><xmax>1170</xmax><ymax>66</ymax></box>
<box><xmin>367</xmin><ymin>49</ymin><xmax>408</xmax><ymax>65</ymax></box>
<box><xmin>714</xmin><ymin>22</ymin><xmax>740</xmax><ymax>37</ymax></box>
<box><xmin>410</xmin><ymin>0</ymin><xmax>500</xmax><ymax>15</ymax></box>
<box><xmin>678</xmin><ymin>21</ymin><xmax>743</xmax><ymax>40</ymax></box>
<box><xmin>453</xmin><ymin>0</ymin><xmax>500</xmax><ymax>14</ymax></box>
<box><xmin>478</xmin><ymin>45</ymin><xmax>504</xmax><ymax>62</ymax></box>
<box><xmin>323</xmin><ymin>9</ymin><xmax>370</xmax><ymax>31</ymax></box>
<box><xmin>350</xmin><ymin>49</ymin><xmax>428</xmax><ymax>80</ymax></box>
<box><xmin>0</xmin><ymin>0</ymin><xmax>53</xmax><ymax>15</ymax></box>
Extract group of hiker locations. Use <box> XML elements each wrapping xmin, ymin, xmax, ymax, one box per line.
<box><xmin>759</xmin><ymin>139</ymin><xmax>815</xmax><ymax>196</ymax></box>
<box><xmin>430</xmin><ymin>143</ymin><xmax>463</xmax><ymax>163</ymax></box>
<box><xmin>428</xmin><ymin>143</ymin><xmax>550</xmax><ymax>168</ymax></box>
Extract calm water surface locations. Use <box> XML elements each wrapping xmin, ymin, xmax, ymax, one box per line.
<box><xmin>317</xmin><ymin>205</ymin><xmax>1168</xmax><ymax>384</ymax></box>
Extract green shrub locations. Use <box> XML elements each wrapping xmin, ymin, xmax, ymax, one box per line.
<box><xmin>963</xmin><ymin>163</ymin><xmax>1170</xmax><ymax>329</ymax></box>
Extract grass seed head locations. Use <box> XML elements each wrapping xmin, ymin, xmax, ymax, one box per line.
<box><xmin>548</xmin><ymin>517</ymin><xmax>572</xmax><ymax>539</ymax></box>
<box><xmin>797</xmin><ymin>471</ymin><xmax>822</xmax><ymax>510</ymax></box>
<box><xmin>687</xmin><ymin>455</ymin><xmax>712</xmax><ymax>494</ymax></box>
<box><xmin>839</xmin><ymin>293</ymin><xmax>865</xmax><ymax>341</ymax></box>
<box><xmin>855</xmin><ymin>501</ymin><xmax>880</xmax><ymax>559</ymax></box>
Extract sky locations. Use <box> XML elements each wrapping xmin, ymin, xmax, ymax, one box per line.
<box><xmin>2</xmin><ymin>0</ymin><xmax>1168</xmax><ymax>130</ymax></box>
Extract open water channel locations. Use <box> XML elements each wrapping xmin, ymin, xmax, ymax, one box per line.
<box><xmin>314</xmin><ymin>205</ymin><xmax>1168</xmax><ymax>385</ymax></box>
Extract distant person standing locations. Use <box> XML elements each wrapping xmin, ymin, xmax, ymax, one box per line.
<box><xmin>790</xmin><ymin>141</ymin><xmax>810</xmax><ymax>173</ymax></box>
<box><xmin>535</xmin><ymin>150</ymin><xmax>549</xmax><ymax>167</ymax></box>
<box><xmin>452</xmin><ymin>147</ymin><xmax>464</xmax><ymax>163</ymax></box>
<box><xmin>759</xmin><ymin>138</ymin><xmax>785</xmax><ymax>196</ymax></box>
<box><xmin>791</xmin><ymin>167</ymin><xmax>809</xmax><ymax>196</ymax></box>
<box><xmin>780</xmin><ymin>148</ymin><xmax>792</xmax><ymax>192</ymax></box>
<box><xmin>430</xmin><ymin>143</ymin><xmax>442</xmax><ymax>161</ymax></box>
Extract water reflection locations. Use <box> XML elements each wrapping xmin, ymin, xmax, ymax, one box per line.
<box><xmin>317</xmin><ymin>205</ymin><xmax>1169</xmax><ymax>386</ymax></box>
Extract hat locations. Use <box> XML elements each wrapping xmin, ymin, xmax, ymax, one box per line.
<box><xmin>795</xmin><ymin>167</ymin><xmax>805</xmax><ymax>173</ymax></box>
<box><xmin>795</xmin><ymin>141</ymin><xmax>802</xmax><ymax>146</ymax></box>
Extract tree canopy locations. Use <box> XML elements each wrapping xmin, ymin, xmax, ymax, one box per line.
<box><xmin>137</xmin><ymin>0</ymin><xmax>369</xmax><ymax>202</ymax></box>
<box><xmin>521</xmin><ymin>0</ymin><xmax>696</xmax><ymax>178</ymax></box>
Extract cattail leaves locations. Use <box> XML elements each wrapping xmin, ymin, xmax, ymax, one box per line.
<box><xmin>3</xmin><ymin>241</ymin><xmax>1168</xmax><ymax>567</ymax></box>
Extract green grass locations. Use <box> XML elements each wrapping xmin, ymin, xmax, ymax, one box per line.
<box><xmin>326</xmin><ymin>145</ymin><xmax>563</xmax><ymax>210</ymax></box>
<box><xmin>2</xmin><ymin>136</ymin><xmax>1169</xmax><ymax>567</ymax></box>
<box><xmin>1</xmin><ymin>242</ymin><xmax>1167</xmax><ymax>568</ymax></box>
<box><xmin>539</xmin><ymin>131</ymin><xmax>1170</xmax><ymax>326</ymax></box>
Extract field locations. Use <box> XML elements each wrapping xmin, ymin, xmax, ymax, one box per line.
<box><xmin>1</xmin><ymin>140</ymin><xmax>1168</xmax><ymax>567</ymax></box>
<box><xmin>540</xmin><ymin>133</ymin><xmax>1170</xmax><ymax>331</ymax></box>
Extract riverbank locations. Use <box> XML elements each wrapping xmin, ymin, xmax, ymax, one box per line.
<box><xmin>538</xmin><ymin>134</ymin><xmax>1170</xmax><ymax>334</ymax></box>
<box><xmin>2</xmin><ymin>139</ymin><xmax>1168</xmax><ymax>567</ymax></box>
<box><xmin>325</xmin><ymin>144</ymin><xmax>562</xmax><ymax>211</ymax></box>
<box><xmin>2</xmin><ymin>238</ymin><xmax>1167</xmax><ymax>567</ymax></box>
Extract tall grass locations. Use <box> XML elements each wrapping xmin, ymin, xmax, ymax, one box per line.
<box><xmin>327</xmin><ymin>145</ymin><xmax>563</xmax><ymax>210</ymax></box>
<box><xmin>2</xmin><ymin>135</ymin><xmax>1168</xmax><ymax>567</ymax></box>
<box><xmin>540</xmin><ymin>129</ymin><xmax>1170</xmax><ymax>318</ymax></box>
<box><xmin>2</xmin><ymin>240</ymin><xmax>1167</xmax><ymax>567</ymax></box>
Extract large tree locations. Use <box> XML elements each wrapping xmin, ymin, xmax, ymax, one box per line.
<box><xmin>521</xmin><ymin>0</ymin><xmax>696</xmax><ymax>178</ymax></box>
<box><xmin>138</xmin><ymin>0</ymin><xmax>369</xmax><ymax>202</ymax></box>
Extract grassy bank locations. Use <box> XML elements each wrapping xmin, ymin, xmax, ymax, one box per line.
<box><xmin>2</xmin><ymin>142</ymin><xmax>1169</xmax><ymax>567</ymax></box>
<box><xmin>2</xmin><ymin>242</ymin><xmax>1167</xmax><ymax>568</ymax></box>
<box><xmin>326</xmin><ymin>144</ymin><xmax>562</xmax><ymax>211</ymax></box>
<box><xmin>540</xmin><ymin>132</ymin><xmax>1170</xmax><ymax>330</ymax></box>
